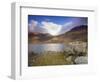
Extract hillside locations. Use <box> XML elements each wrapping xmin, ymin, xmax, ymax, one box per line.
<box><xmin>28</xmin><ymin>25</ymin><xmax>88</xmax><ymax>44</ymax></box>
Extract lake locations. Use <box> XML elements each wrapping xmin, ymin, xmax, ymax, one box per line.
<box><xmin>28</xmin><ymin>44</ymin><xmax>66</xmax><ymax>53</ymax></box>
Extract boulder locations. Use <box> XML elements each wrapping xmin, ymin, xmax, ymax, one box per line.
<box><xmin>74</xmin><ymin>56</ymin><xmax>88</xmax><ymax>64</ymax></box>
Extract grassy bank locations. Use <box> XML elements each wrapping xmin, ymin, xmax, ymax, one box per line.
<box><xmin>28</xmin><ymin>52</ymin><xmax>70</xmax><ymax>66</ymax></box>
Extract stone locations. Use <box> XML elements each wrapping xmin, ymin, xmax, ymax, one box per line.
<box><xmin>66</xmin><ymin>56</ymin><xmax>73</xmax><ymax>64</ymax></box>
<box><xmin>74</xmin><ymin>56</ymin><xmax>88</xmax><ymax>64</ymax></box>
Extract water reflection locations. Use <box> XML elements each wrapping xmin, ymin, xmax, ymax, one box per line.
<box><xmin>28</xmin><ymin>44</ymin><xmax>65</xmax><ymax>53</ymax></box>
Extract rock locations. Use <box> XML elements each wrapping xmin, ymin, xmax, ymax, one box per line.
<box><xmin>68</xmin><ymin>41</ymin><xmax>87</xmax><ymax>53</ymax></box>
<box><xmin>64</xmin><ymin>46</ymin><xmax>75</xmax><ymax>56</ymax></box>
<box><xmin>74</xmin><ymin>56</ymin><xmax>88</xmax><ymax>64</ymax></box>
<box><xmin>64</xmin><ymin>42</ymin><xmax>87</xmax><ymax>57</ymax></box>
<box><xmin>66</xmin><ymin>56</ymin><xmax>73</xmax><ymax>64</ymax></box>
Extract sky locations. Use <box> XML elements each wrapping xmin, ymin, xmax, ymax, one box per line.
<box><xmin>28</xmin><ymin>15</ymin><xmax>88</xmax><ymax>36</ymax></box>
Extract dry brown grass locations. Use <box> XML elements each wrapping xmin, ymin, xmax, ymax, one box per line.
<box><xmin>28</xmin><ymin>52</ymin><xmax>72</xmax><ymax>66</ymax></box>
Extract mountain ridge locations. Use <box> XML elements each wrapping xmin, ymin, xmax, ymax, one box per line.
<box><xmin>28</xmin><ymin>25</ymin><xmax>88</xmax><ymax>43</ymax></box>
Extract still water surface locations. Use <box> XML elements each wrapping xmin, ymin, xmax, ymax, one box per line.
<box><xmin>28</xmin><ymin>44</ymin><xmax>67</xmax><ymax>53</ymax></box>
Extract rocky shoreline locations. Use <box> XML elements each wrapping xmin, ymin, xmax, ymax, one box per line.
<box><xmin>28</xmin><ymin>42</ymin><xmax>88</xmax><ymax>66</ymax></box>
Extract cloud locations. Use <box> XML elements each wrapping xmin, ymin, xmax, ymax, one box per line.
<box><xmin>28</xmin><ymin>20</ymin><xmax>75</xmax><ymax>36</ymax></box>
<box><xmin>63</xmin><ymin>22</ymin><xmax>73</xmax><ymax>27</ymax></box>
<box><xmin>58</xmin><ymin>21</ymin><xmax>74</xmax><ymax>34</ymax></box>
<box><xmin>28</xmin><ymin>20</ymin><xmax>38</xmax><ymax>33</ymax></box>
<box><xmin>41</xmin><ymin>21</ymin><xmax>62</xmax><ymax>36</ymax></box>
<box><xmin>28</xmin><ymin>20</ymin><xmax>47</xmax><ymax>33</ymax></box>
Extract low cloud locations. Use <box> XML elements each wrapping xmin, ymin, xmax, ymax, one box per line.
<box><xmin>28</xmin><ymin>20</ymin><xmax>47</xmax><ymax>33</ymax></box>
<box><xmin>28</xmin><ymin>20</ymin><xmax>38</xmax><ymax>33</ymax></box>
<box><xmin>41</xmin><ymin>21</ymin><xmax>62</xmax><ymax>35</ymax></box>
<box><xmin>28</xmin><ymin>20</ymin><xmax>75</xmax><ymax>36</ymax></box>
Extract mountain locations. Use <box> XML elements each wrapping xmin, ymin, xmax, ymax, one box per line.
<box><xmin>70</xmin><ymin>25</ymin><xmax>87</xmax><ymax>31</ymax></box>
<box><xmin>59</xmin><ymin>25</ymin><xmax>87</xmax><ymax>42</ymax></box>
<box><xmin>28</xmin><ymin>25</ymin><xmax>87</xmax><ymax>43</ymax></box>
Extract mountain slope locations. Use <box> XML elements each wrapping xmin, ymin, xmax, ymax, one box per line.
<box><xmin>59</xmin><ymin>25</ymin><xmax>87</xmax><ymax>42</ymax></box>
<box><xmin>28</xmin><ymin>25</ymin><xmax>88</xmax><ymax>43</ymax></box>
